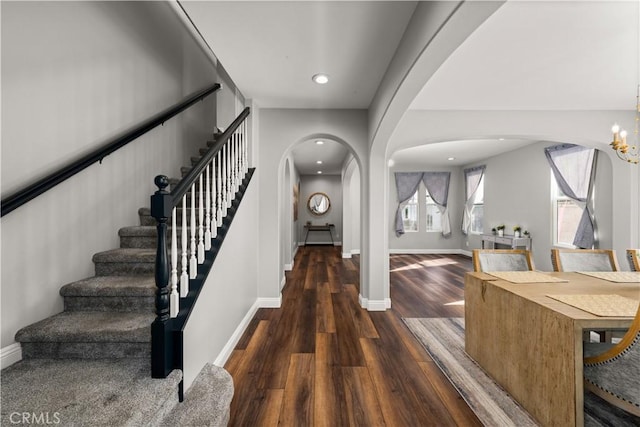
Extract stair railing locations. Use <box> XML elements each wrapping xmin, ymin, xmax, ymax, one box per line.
<box><xmin>150</xmin><ymin>107</ymin><xmax>253</xmax><ymax>380</ymax></box>
<box><xmin>1</xmin><ymin>84</ymin><xmax>221</xmax><ymax>217</ymax></box>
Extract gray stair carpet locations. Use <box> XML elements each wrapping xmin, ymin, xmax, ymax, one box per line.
<box><xmin>1</xmin><ymin>358</ymin><xmax>181</xmax><ymax>427</ymax></box>
<box><xmin>161</xmin><ymin>363</ymin><xmax>234</xmax><ymax>427</ymax></box>
<box><xmin>4</xmin><ymin>140</ymin><xmax>235</xmax><ymax>426</ymax></box>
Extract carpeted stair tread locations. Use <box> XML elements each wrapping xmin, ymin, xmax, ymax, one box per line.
<box><xmin>160</xmin><ymin>363</ymin><xmax>234</xmax><ymax>427</ymax></box>
<box><xmin>60</xmin><ymin>276</ymin><xmax>155</xmax><ymax>297</ymax></box>
<box><xmin>1</xmin><ymin>358</ymin><xmax>181</xmax><ymax>427</ymax></box>
<box><xmin>93</xmin><ymin>248</ymin><xmax>156</xmax><ymax>263</ymax></box>
<box><xmin>15</xmin><ymin>311</ymin><xmax>154</xmax><ymax>343</ymax></box>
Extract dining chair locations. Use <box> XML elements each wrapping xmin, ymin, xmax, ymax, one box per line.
<box><xmin>472</xmin><ymin>249</ymin><xmax>535</xmax><ymax>272</ymax></box>
<box><xmin>550</xmin><ymin>249</ymin><xmax>620</xmax><ymax>272</ymax></box>
<box><xmin>627</xmin><ymin>249</ymin><xmax>640</xmax><ymax>272</ymax></box>
<box><xmin>583</xmin><ymin>304</ymin><xmax>640</xmax><ymax>417</ymax></box>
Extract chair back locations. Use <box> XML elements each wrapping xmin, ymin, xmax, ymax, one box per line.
<box><xmin>627</xmin><ymin>249</ymin><xmax>640</xmax><ymax>272</ymax></box>
<box><xmin>551</xmin><ymin>249</ymin><xmax>619</xmax><ymax>272</ymax></box>
<box><xmin>472</xmin><ymin>249</ymin><xmax>535</xmax><ymax>272</ymax></box>
<box><xmin>584</xmin><ymin>304</ymin><xmax>640</xmax><ymax>416</ymax></box>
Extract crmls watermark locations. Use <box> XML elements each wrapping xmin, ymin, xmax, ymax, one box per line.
<box><xmin>9</xmin><ymin>412</ymin><xmax>61</xmax><ymax>425</ymax></box>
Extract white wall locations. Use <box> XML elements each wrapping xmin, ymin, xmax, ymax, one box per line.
<box><xmin>0</xmin><ymin>1</ymin><xmax>236</xmax><ymax>349</ymax></box>
<box><xmin>388</xmin><ymin>165</ymin><xmax>463</xmax><ymax>252</ymax></box>
<box><xmin>342</xmin><ymin>157</ymin><xmax>361</xmax><ymax>257</ymax></box>
<box><xmin>298</xmin><ymin>174</ymin><xmax>342</xmax><ymax>245</ymax></box>
<box><xmin>182</xmin><ymin>175</ymin><xmax>259</xmax><ymax>390</ymax></box>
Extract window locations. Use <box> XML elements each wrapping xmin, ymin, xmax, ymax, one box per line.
<box><xmin>425</xmin><ymin>191</ymin><xmax>442</xmax><ymax>232</ymax></box>
<box><xmin>402</xmin><ymin>191</ymin><xmax>418</xmax><ymax>232</ymax></box>
<box><xmin>552</xmin><ymin>174</ymin><xmax>582</xmax><ymax>247</ymax></box>
<box><xmin>469</xmin><ymin>175</ymin><xmax>484</xmax><ymax>234</ymax></box>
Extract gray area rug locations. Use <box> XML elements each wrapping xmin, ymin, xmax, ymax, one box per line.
<box><xmin>403</xmin><ymin>317</ymin><xmax>640</xmax><ymax>427</ymax></box>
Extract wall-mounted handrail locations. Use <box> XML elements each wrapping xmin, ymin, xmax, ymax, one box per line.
<box><xmin>1</xmin><ymin>83</ymin><xmax>221</xmax><ymax>217</ymax></box>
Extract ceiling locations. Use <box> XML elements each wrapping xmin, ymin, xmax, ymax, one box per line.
<box><xmin>181</xmin><ymin>0</ymin><xmax>639</xmax><ymax>169</ymax></box>
<box><xmin>290</xmin><ymin>138</ymin><xmax>350</xmax><ymax>175</ymax></box>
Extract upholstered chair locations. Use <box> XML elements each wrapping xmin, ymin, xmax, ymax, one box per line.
<box><xmin>472</xmin><ymin>249</ymin><xmax>535</xmax><ymax>272</ymax></box>
<box><xmin>627</xmin><ymin>249</ymin><xmax>640</xmax><ymax>272</ymax></box>
<box><xmin>583</xmin><ymin>304</ymin><xmax>640</xmax><ymax>417</ymax></box>
<box><xmin>551</xmin><ymin>249</ymin><xmax>620</xmax><ymax>272</ymax></box>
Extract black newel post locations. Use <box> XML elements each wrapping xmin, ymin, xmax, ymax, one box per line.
<box><xmin>151</xmin><ymin>175</ymin><xmax>174</xmax><ymax>378</ymax></box>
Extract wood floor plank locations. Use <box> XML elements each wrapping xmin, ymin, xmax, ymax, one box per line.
<box><xmin>253</xmin><ymin>389</ymin><xmax>285</xmax><ymax>427</ymax></box>
<box><xmin>316</xmin><ymin>282</ymin><xmax>336</xmax><ymax>333</ymax></box>
<box><xmin>331</xmin><ymin>291</ymin><xmax>366</xmax><ymax>366</ymax></box>
<box><xmin>342</xmin><ymin>366</ymin><xmax>387</xmax><ymax>427</ymax></box>
<box><xmin>279</xmin><ymin>353</ymin><xmax>315</xmax><ymax>426</ymax></box>
<box><xmin>314</xmin><ymin>333</ymin><xmax>348</xmax><ymax>427</ymax></box>
<box><xmin>344</xmin><ymin>284</ymin><xmax>380</xmax><ymax>339</ymax></box>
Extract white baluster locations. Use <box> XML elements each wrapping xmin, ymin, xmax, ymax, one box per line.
<box><xmin>180</xmin><ymin>195</ymin><xmax>188</xmax><ymax>297</ymax></box>
<box><xmin>197</xmin><ymin>174</ymin><xmax>205</xmax><ymax>264</ymax></box>
<box><xmin>213</xmin><ymin>158</ymin><xmax>218</xmax><ymax>238</ymax></box>
<box><xmin>204</xmin><ymin>164</ymin><xmax>212</xmax><ymax>250</ymax></box>
<box><xmin>170</xmin><ymin>206</ymin><xmax>178</xmax><ymax>318</ymax></box>
<box><xmin>230</xmin><ymin>134</ymin><xmax>235</xmax><ymax>197</ymax></box>
<box><xmin>226</xmin><ymin>140</ymin><xmax>233</xmax><ymax>207</ymax></box>
<box><xmin>234</xmin><ymin>132</ymin><xmax>240</xmax><ymax>193</ymax></box>
<box><xmin>223</xmin><ymin>144</ymin><xmax>229</xmax><ymax>215</ymax></box>
<box><xmin>190</xmin><ymin>183</ymin><xmax>197</xmax><ymax>279</ymax></box>
<box><xmin>216</xmin><ymin>151</ymin><xmax>223</xmax><ymax>227</ymax></box>
<box><xmin>244</xmin><ymin>119</ymin><xmax>248</xmax><ymax>173</ymax></box>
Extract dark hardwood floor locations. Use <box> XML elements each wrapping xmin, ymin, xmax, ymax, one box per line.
<box><xmin>225</xmin><ymin>246</ymin><xmax>480</xmax><ymax>426</ymax></box>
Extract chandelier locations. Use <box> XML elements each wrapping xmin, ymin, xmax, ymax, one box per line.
<box><xmin>610</xmin><ymin>84</ymin><xmax>640</xmax><ymax>164</ymax></box>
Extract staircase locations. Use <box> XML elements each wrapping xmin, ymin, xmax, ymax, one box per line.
<box><xmin>1</xmin><ymin>137</ymin><xmax>235</xmax><ymax>426</ymax></box>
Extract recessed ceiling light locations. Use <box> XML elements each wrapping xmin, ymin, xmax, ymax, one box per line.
<box><xmin>499</xmin><ymin>138</ymin><xmax>505</xmax><ymax>141</ymax></box>
<box><xmin>312</xmin><ymin>73</ymin><xmax>329</xmax><ymax>84</ymax></box>
<box><xmin>315</xmin><ymin>140</ymin><xmax>324</xmax><ymax>145</ymax></box>
<box><xmin>316</xmin><ymin>160</ymin><xmax>323</xmax><ymax>164</ymax></box>
<box><xmin>388</xmin><ymin>159</ymin><xmax>395</xmax><ymax>167</ymax></box>
<box><xmin>317</xmin><ymin>171</ymin><xmax>323</xmax><ymax>174</ymax></box>
<box><xmin>448</xmin><ymin>157</ymin><xmax>455</xmax><ymax>161</ymax></box>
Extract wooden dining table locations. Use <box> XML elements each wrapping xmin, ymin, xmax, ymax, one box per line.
<box><xmin>464</xmin><ymin>271</ymin><xmax>640</xmax><ymax>427</ymax></box>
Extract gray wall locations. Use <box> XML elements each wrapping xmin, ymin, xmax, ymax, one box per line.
<box><xmin>298</xmin><ymin>174</ymin><xmax>343</xmax><ymax>245</ymax></box>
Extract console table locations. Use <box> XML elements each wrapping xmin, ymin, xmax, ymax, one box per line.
<box><xmin>303</xmin><ymin>224</ymin><xmax>335</xmax><ymax>245</ymax></box>
<box><xmin>481</xmin><ymin>234</ymin><xmax>531</xmax><ymax>250</ymax></box>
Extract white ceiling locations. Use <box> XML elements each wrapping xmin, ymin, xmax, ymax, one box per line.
<box><xmin>181</xmin><ymin>0</ymin><xmax>639</xmax><ymax>168</ymax></box>
<box><xmin>181</xmin><ymin>1</ymin><xmax>417</xmax><ymax>109</ymax></box>
<box><xmin>291</xmin><ymin>138</ymin><xmax>350</xmax><ymax>175</ymax></box>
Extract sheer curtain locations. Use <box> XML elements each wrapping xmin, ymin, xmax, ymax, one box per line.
<box><xmin>394</xmin><ymin>172</ymin><xmax>423</xmax><ymax>236</ymax></box>
<box><xmin>462</xmin><ymin>166</ymin><xmax>485</xmax><ymax>235</ymax></box>
<box><xmin>423</xmin><ymin>172</ymin><xmax>451</xmax><ymax>237</ymax></box>
<box><xmin>544</xmin><ymin>144</ymin><xmax>598</xmax><ymax>248</ymax></box>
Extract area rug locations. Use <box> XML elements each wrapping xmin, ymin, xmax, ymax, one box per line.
<box><xmin>402</xmin><ymin>317</ymin><xmax>640</xmax><ymax>427</ymax></box>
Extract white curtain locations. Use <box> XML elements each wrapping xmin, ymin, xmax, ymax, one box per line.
<box><xmin>422</xmin><ymin>172</ymin><xmax>451</xmax><ymax>237</ymax></box>
<box><xmin>544</xmin><ymin>144</ymin><xmax>597</xmax><ymax>248</ymax></box>
<box><xmin>462</xmin><ymin>166</ymin><xmax>485</xmax><ymax>235</ymax></box>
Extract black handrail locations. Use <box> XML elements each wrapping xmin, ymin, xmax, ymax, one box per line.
<box><xmin>1</xmin><ymin>83</ymin><xmax>221</xmax><ymax>217</ymax></box>
<box><xmin>150</xmin><ymin>107</ymin><xmax>251</xmax><ymax>380</ymax></box>
<box><xmin>171</xmin><ymin>107</ymin><xmax>250</xmax><ymax>203</ymax></box>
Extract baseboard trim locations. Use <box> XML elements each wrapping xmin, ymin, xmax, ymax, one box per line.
<box><xmin>280</xmin><ymin>275</ymin><xmax>286</xmax><ymax>290</ymax></box>
<box><xmin>1</xmin><ymin>343</ymin><xmax>22</xmax><ymax>369</ymax></box>
<box><xmin>351</xmin><ymin>249</ymin><xmax>360</xmax><ymax>255</ymax></box>
<box><xmin>390</xmin><ymin>249</ymin><xmax>471</xmax><ymax>257</ymax></box>
<box><xmin>358</xmin><ymin>295</ymin><xmax>391</xmax><ymax>311</ymax></box>
<box><xmin>214</xmin><ymin>294</ymin><xmax>283</xmax><ymax>366</ymax></box>
<box><xmin>257</xmin><ymin>296</ymin><xmax>282</xmax><ymax>308</ymax></box>
<box><xmin>342</xmin><ymin>252</ymin><xmax>352</xmax><ymax>259</ymax></box>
